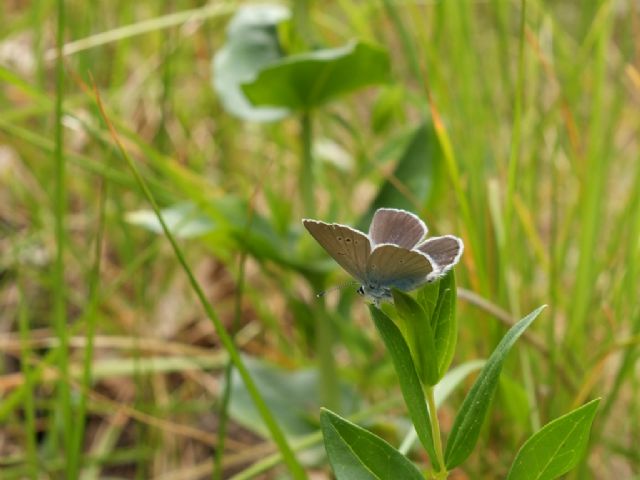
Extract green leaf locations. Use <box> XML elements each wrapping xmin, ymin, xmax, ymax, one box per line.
<box><xmin>499</xmin><ymin>374</ymin><xmax>531</xmax><ymax>431</ymax></box>
<box><xmin>391</xmin><ymin>289</ymin><xmax>439</xmax><ymax>386</ymax></box>
<box><xmin>242</xmin><ymin>41</ymin><xmax>390</xmax><ymax>111</ymax></box>
<box><xmin>444</xmin><ymin>305</ymin><xmax>547</xmax><ymax>469</ymax></box>
<box><xmin>361</xmin><ymin>121</ymin><xmax>441</xmax><ymax>227</ymax></box>
<box><xmin>369</xmin><ymin>306</ymin><xmax>439</xmax><ymax>470</ymax></box>
<box><xmin>417</xmin><ymin>281</ymin><xmax>440</xmax><ymax>320</ymax></box>
<box><xmin>431</xmin><ymin>272</ymin><xmax>457</xmax><ymax>377</ymax></box>
<box><xmin>371</xmin><ymin>84</ymin><xmax>405</xmax><ymax>134</ymax></box>
<box><xmin>507</xmin><ymin>398</ymin><xmax>600</xmax><ymax>480</ymax></box>
<box><xmin>212</xmin><ymin>5</ymin><xmax>290</xmax><ymax>122</ymax></box>
<box><xmin>321</xmin><ymin>408</ymin><xmax>424</xmax><ymax>480</ymax></box>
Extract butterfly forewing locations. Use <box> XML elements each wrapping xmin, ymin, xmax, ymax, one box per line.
<box><xmin>303</xmin><ymin>220</ymin><xmax>371</xmax><ymax>282</ymax></box>
<box><xmin>368</xmin><ymin>208</ymin><xmax>427</xmax><ymax>249</ymax></box>
<box><xmin>417</xmin><ymin>235</ymin><xmax>463</xmax><ymax>271</ymax></box>
<box><xmin>366</xmin><ymin>244</ymin><xmax>433</xmax><ymax>291</ymax></box>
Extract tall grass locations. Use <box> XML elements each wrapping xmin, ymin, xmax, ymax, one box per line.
<box><xmin>1</xmin><ymin>0</ymin><xmax>638</xmax><ymax>478</ymax></box>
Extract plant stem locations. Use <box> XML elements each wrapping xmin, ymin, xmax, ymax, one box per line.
<box><xmin>53</xmin><ymin>0</ymin><xmax>71</xmax><ymax>468</ymax></box>
<box><xmin>316</xmin><ymin>297</ymin><xmax>338</xmax><ymax>410</ymax></box>
<box><xmin>300</xmin><ymin>111</ymin><xmax>314</xmax><ymax>217</ymax></box>
<box><xmin>425</xmin><ymin>386</ymin><xmax>447</xmax><ymax>479</ymax></box>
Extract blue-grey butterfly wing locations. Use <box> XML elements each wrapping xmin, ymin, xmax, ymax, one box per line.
<box><xmin>366</xmin><ymin>243</ymin><xmax>433</xmax><ymax>291</ymax></box>
<box><xmin>417</xmin><ymin>235</ymin><xmax>463</xmax><ymax>279</ymax></box>
<box><xmin>303</xmin><ymin>219</ymin><xmax>371</xmax><ymax>282</ymax></box>
<box><xmin>368</xmin><ymin>208</ymin><xmax>427</xmax><ymax>249</ymax></box>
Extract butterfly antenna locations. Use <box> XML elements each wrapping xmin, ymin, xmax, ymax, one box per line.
<box><xmin>316</xmin><ymin>281</ymin><xmax>359</xmax><ymax>298</ymax></box>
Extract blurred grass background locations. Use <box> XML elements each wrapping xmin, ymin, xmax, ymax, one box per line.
<box><xmin>1</xmin><ymin>0</ymin><xmax>639</xmax><ymax>478</ymax></box>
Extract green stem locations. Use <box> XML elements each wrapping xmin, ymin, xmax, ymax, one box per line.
<box><xmin>300</xmin><ymin>111</ymin><xmax>314</xmax><ymax>217</ymax></box>
<box><xmin>68</xmin><ymin>178</ymin><xmax>107</xmax><ymax>478</ymax></box>
<box><xmin>300</xmin><ymin>112</ymin><xmax>337</xmax><ymax>409</ymax></box>
<box><xmin>316</xmin><ymin>296</ymin><xmax>338</xmax><ymax>410</ymax></box>
<box><xmin>17</xmin><ymin>282</ymin><xmax>37</xmax><ymax>480</ymax></box>
<box><xmin>425</xmin><ymin>386</ymin><xmax>447</xmax><ymax>479</ymax></box>
<box><xmin>53</xmin><ymin>0</ymin><xmax>71</xmax><ymax>467</ymax></box>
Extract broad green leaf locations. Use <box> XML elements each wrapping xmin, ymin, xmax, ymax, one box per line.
<box><xmin>444</xmin><ymin>305</ymin><xmax>547</xmax><ymax>469</ymax></box>
<box><xmin>321</xmin><ymin>408</ymin><xmax>424</xmax><ymax>480</ymax></box>
<box><xmin>369</xmin><ymin>306</ymin><xmax>439</xmax><ymax>470</ymax></box>
<box><xmin>431</xmin><ymin>272</ymin><xmax>457</xmax><ymax>377</ymax></box>
<box><xmin>212</xmin><ymin>4</ymin><xmax>290</xmax><ymax>122</ymax></box>
<box><xmin>242</xmin><ymin>41</ymin><xmax>390</xmax><ymax>111</ymax></box>
<box><xmin>391</xmin><ymin>289</ymin><xmax>438</xmax><ymax>386</ymax></box>
<box><xmin>507</xmin><ymin>398</ymin><xmax>600</xmax><ymax>480</ymax></box>
<box><xmin>361</xmin><ymin>121</ymin><xmax>441</xmax><ymax>227</ymax></box>
<box><xmin>229</xmin><ymin>357</ymin><xmax>359</xmax><ymax>438</ymax></box>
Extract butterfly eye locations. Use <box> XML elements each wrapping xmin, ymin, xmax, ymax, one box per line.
<box><xmin>357</xmin><ymin>286</ymin><xmax>364</xmax><ymax>295</ymax></box>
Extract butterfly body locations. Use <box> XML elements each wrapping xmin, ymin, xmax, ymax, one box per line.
<box><xmin>303</xmin><ymin>208</ymin><xmax>463</xmax><ymax>305</ymax></box>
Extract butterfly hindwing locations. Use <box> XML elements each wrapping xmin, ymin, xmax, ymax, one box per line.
<box><xmin>303</xmin><ymin>220</ymin><xmax>371</xmax><ymax>282</ymax></box>
<box><xmin>417</xmin><ymin>235</ymin><xmax>463</xmax><ymax>275</ymax></box>
<box><xmin>368</xmin><ymin>208</ymin><xmax>427</xmax><ymax>249</ymax></box>
<box><xmin>366</xmin><ymin>243</ymin><xmax>433</xmax><ymax>291</ymax></box>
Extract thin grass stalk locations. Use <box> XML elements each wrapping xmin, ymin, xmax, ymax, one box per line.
<box><xmin>299</xmin><ymin>111</ymin><xmax>338</xmax><ymax>408</ymax></box>
<box><xmin>215</xmin><ymin>188</ymin><xmax>263</xmax><ymax>479</ymax></box>
<box><xmin>380</xmin><ymin>0</ymin><xmax>423</xmax><ymax>87</ymax></box>
<box><xmin>503</xmin><ymin>0</ymin><xmax>526</xmax><ymax>302</ymax></box>
<box><xmin>300</xmin><ymin>111</ymin><xmax>315</xmax><ymax>217</ymax></box>
<box><xmin>68</xmin><ymin>178</ymin><xmax>107</xmax><ymax>478</ymax></box>
<box><xmin>93</xmin><ymin>87</ymin><xmax>307</xmax><ymax>480</ymax></box>
<box><xmin>53</xmin><ymin>0</ymin><xmax>71</xmax><ymax>467</ymax></box>
<box><xmin>567</xmin><ymin>4</ymin><xmax>612</xmax><ymax>346</ymax></box>
<box><xmin>18</xmin><ymin>282</ymin><xmax>37</xmax><ymax>480</ymax></box>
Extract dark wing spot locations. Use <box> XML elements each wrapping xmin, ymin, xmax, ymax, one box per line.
<box><xmin>336</xmin><ymin>236</ymin><xmax>343</xmax><ymax>241</ymax></box>
<box><xmin>345</xmin><ymin>237</ymin><xmax>352</xmax><ymax>243</ymax></box>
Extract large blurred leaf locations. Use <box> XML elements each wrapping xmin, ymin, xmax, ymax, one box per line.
<box><xmin>242</xmin><ymin>41</ymin><xmax>390</xmax><ymax>111</ymax></box>
<box><xmin>361</xmin><ymin>122</ymin><xmax>441</xmax><ymax>228</ymax></box>
<box><xmin>444</xmin><ymin>305</ymin><xmax>546</xmax><ymax>469</ymax></box>
<box><xmin>507</xmin><ymin>398</ymin><xmax>600</xmax><ymax>480</ymax></box>
<box><xmin>321</xmin><ymin>408</ymin><xmax>424</xmax><ymax>480</ymax></box>
<box><xmin>212</xmin><ymin>4</ymin><xmax>290</xmax><ymax>122</ymax></box>
<box><xmin>126</xmin><ymin>203</ymin><xmax>215</xmax><ymax>238</ymax></box>
<box><xmin>229</xmin><ymin>357</ymin><xmax>359</xmax><ymax>438</ymax></box>
<box><xmin>126</xmin><ymin>198</ymin><xmax>327</xmax><ymax>275</ymax></box>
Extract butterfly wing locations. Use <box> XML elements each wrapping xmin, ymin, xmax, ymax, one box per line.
<box><xmin>417</xmin><ymin>235</ymin><xmax>464</xmax><ymax>279</ymax></box>
<box><xmin>368</xmin><ymin>208</ymin><xmax>427</xmax><ymax>249</ymax></box>
<box><xmin>366</xmin><ymin>243</ymin><xmax>433</xmax><ymax>291</ymax></box>
<box><xmin>303</xmin><ymin>220</ymin><xmax>371</xmax><ymax>282</ymax></box>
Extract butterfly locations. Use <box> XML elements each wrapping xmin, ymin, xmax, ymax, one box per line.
<box><xmin>303</xmin><ymin>208</ymin><xmax>463</xmax><ymax>304</ymax></box>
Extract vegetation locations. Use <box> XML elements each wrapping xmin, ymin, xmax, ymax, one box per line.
<box><xmin>0</xmin><ymin>0</ymin><xmax>637</xmax><ymax>478</ymax></box>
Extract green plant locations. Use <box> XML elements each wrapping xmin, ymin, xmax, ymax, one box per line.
<box><xmin>321</xmin><ymin>276</ymin><xmax>599</xmax><ymax>480</ymax></box>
